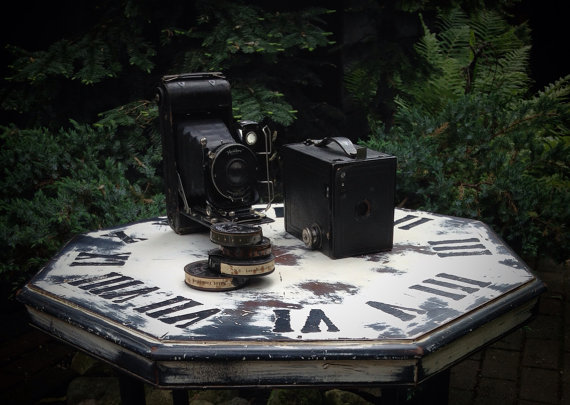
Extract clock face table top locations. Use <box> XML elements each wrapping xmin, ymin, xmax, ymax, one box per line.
<box><xmin>18</xmin><ymin>205</ymin><xmax>545</xmax><ymax>388</ymax></box>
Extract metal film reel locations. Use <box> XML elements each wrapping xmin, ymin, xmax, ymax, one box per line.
<box><xmin>208</xmin><ymin>249</ymin><xmax>275</xmax><ymax>277</ymax></box>
<box><xmin>209</xmin><ymin>222</ymin><xmax>263</xmax><ymax>247</ymax></box>
<box><xmin>184</xmin><ymin>260</ymin><xmax>248</xmax><ymax>291</ymax></box>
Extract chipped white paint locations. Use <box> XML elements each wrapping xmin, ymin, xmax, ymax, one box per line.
<box><xmin>19</xmin><ymin>205</ymin><xmax>544</xmax><ymax>386</ymax></box>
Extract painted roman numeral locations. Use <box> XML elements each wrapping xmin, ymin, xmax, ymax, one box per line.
<box><xmin>102</xmin><ymin>231</ymin><xmax>147</xmax><ymax>244</ymax></box>
<box><xmin>434</xmin><ymin>272</ymin><xmax>492</xmax><ymax>288</ymax></box>
<box><xmin>66</xmin><ymin>275</ymin><xmax>219</xmax><ymax>328</ymax></box>
<box><xmin>409</xmin><ymin>284</ymin><xmax>466</xmax><ymax>301</ymax></box>
<box><xmin>68</xmin><ymin>272</ymin><xmax>159</xmax><ymax>303</ymax></box>
<box><xmin>159</xmin><ymin>309</ymin><xmax>221</xmax><ymax>329</ymax></box>
<box><xmin>70</xmin><ymin>251</ymin><xmax>131</xmax><ymax>267</ymax></box>
<box><xmin>301</xmin><ymin>309</ymin><xmax>340</xmax><ymax>333</ymax></box>
<box><xmin>273</xmin><ymin>309</ymin><xmax>294</xmax><ymax>332</ymax></box>
<box><xmin>428</xmin><ymin>238</ymin><xmax>491</xmax><ymax>257</ymax></box>
<box><xmin>135</xmin><ymin>297</ymin><xmax>220</xmax><ymax>329</ymax></box>
<box><xmin>135</xmin><ymin>296</ymin><xmax>201</xmax><ymax>318</ymax></box>
<box><xmin>368</xmin><ymin>273</ymin><xmax>493</xmax><ymax>322</ymax></box>
<box><xmin>273</xmin><ymin>206</ymin><xmax>285</xmax><ymax>218</ymax></box>
<box><xmin>96</xmin><ymin>286</ymin><xmax>160</xmax><ymax>303</ymax></box>
<box><xmin>366</xmin><ymin>301</ymin><xmax>426</xmax><ymax>322</ymax></box>
<box><xmin>409</xmin><ymin>273</ymin><xmax>491</xmax><ymax>301</ymax></box>
<box><xmin>68</xmin><ymin>272</ymin><xmax>124</xmax><ymax>287</ymax></box>
<box><xmin>394</xmin><ymin>214</ymin><xmax>433</xmax><ymax>230</ymax></box>
<box><xmin>272</xmin><ymin>309</ymin><xmax>340</xmax><ymax>333</ymax></box>
<box><xmin>135</xmin><ymin>296</ymin><xmax>221</xmax><ymax>329</ymax></box>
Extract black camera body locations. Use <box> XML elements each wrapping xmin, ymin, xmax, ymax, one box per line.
<box><xmin>157</xmin><ymin>73</ymin><xmax>273</xmax><ymax>233</ymax></box>
<box><xmin>281</xmin><ymin>138</ymin><xmax>396</xmax><ymax>259</ymax></box>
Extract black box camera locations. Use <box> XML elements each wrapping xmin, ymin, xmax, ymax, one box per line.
<box><xmin>156</xmin><ymin>72</ymin><xmax>273</xmax><ymax>233</ymax></box>
<box><xmin>281</xmin><ymin>137</ymin><xmax>396</xmax><ymax>259</ymax></box>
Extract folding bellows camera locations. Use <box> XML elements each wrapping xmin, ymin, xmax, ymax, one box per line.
<box><xmin>156</xmin><ymin>73</ymin><xmax>273</xmax><ymax>233</ymax></box>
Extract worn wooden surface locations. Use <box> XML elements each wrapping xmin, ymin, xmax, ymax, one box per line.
<box><xmin>18</xmin><ymin>205</ymin><xmax>545</xmax><ymax>387</ymax></box>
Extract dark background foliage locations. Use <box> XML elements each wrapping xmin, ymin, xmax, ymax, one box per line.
<box><xmin>1</xmin><ymin>0</ymin><xmax>568</xmax><ymax>297</ymax></box>
<box><xmin>2</xmin><ymin>0</ymin><xmax>565</xmax><ymax>134</ymax></box>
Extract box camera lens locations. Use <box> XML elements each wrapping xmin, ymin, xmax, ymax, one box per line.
<box><xmin>355</xmin><ymin>199</ymin><xmax>371</xmax><ymax>218</ymax></box>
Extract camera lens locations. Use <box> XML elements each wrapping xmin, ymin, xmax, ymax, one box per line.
<box><xmin>211</xmin><ymin>143</ymin><xmax>257</xmax><ymax>202</ymax></box>
<box><xmin>227</xmin><ymin>159</ymin><xmax>248</xmax><ymax>187</ymax></box>
<box><xmin>355</xmin><ymin>199</ymin><xmax>371</xmax><ymax>218</ymax></box>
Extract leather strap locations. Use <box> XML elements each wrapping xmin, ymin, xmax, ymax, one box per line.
<box><xmin>305</xmin><ymin>137</ymin><xmax>358</xmax><ymax>158</ymax></box>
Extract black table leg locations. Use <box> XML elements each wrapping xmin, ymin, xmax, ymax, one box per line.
<box><xmin>407</xmin><ymin>369</ymin><xmax>450</xmax><ymax>405</ymax></box>
<box><xmin>119</xmin><ymin>373</ymin><xmax>146</xmax><ymax>405</ymax></box>
<box><xmin>172</xmin><ymin>389</ymin><xmax>189</xmax><ymax>405</ymax></box>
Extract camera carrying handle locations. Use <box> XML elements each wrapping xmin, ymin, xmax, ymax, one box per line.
<box><xmin>305</xmin><ymin>137</ymin><xmax>362</xmax><ymax>159</ymax></box>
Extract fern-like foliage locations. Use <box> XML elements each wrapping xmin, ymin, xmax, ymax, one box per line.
<box><xmin>365</xmin><ymin>8</ymin><xmax>569</xmax><ymax>261</ymax></box>
<box><xmin>344</xmin><ymin>64</ymin><xmax>380</xmax><ymax>108</ymax></box>
<box><xmin>396</xmin><ymin>8</ymin><xmax>531</xmax><ymax>113</ymax></box>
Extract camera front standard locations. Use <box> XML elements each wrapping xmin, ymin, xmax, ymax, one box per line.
<box><xmin>156</xmin><ymin>72</ymin><xmax>273</xmax><ymax>233</ymax></box>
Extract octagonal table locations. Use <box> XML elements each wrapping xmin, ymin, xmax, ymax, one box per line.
<box><xmin>18</xmin><ymin>205</ymin><xmax>545</xmax><ymax>402</ymax></box>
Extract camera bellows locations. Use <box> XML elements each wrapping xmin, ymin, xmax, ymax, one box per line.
<box><xmin>157</xmin><ymin>73</ymin><xmax>274</xmax><ymax>232</ymax></box>
<box><xmin>184</xmin><ymin>223</ymin><xmax>274</xmax><ymax>291</ymax></box>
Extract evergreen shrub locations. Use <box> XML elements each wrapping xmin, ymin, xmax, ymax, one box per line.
<box><xmin>0</xmin><ymin>0</ymin><xmax>336</xmax><ymax>294</ymax></box>
<box><xmin>0</xmin><ymin>105</ymin><xmax>164</xmax><ymax>293</ymax></box>
<box><xmin>364</xmin><ymin>9</ymin><xmax>569</xmax><ymax>261</ymax></box>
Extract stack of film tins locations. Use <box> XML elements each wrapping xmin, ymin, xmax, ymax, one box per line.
<box><xmin>184</xmin><ymin>223</ymin><xmax>275</xmax><ymax>291</ymax></box>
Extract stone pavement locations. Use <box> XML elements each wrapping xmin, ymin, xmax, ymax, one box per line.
<box><xmin>1</xmin><ymin>257</ymin><xmax>567</xmax><ymax>404</ymax></box>
<box><xmin>447</xmin><ymin>257</ymin><xmax>569</xmax><ymax>405</ymax></box>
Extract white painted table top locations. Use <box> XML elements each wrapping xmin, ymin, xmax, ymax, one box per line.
<box><xmin>19</xmin><ymin>205</ymin><xmax>544</xmax><ymax>386</ymax></box>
